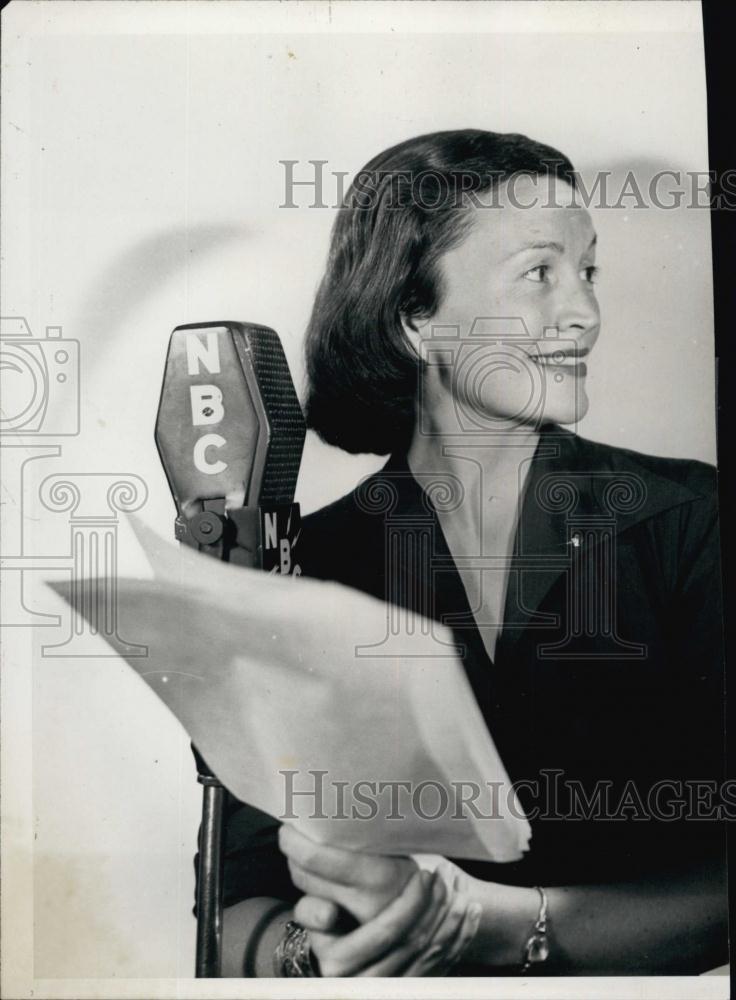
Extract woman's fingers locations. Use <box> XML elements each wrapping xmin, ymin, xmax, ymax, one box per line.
<box><xmin>294</xmin><ymin>895</ymin><xmax>341</xmax><ymax>933</ymax></box>
<box><xmin>352</xmin><ymin>895</ymin><xmax>452</xmax><ymax>976</ymax></box>
<box><xmin>357</xmin><ymin>892</ymin><xmax>482</xmax><ymax>978</ymax></box>
<box><xmin>443</xmin><ymin>902</ymin><xmax>483</xmax><ymax>968</ymax></box>
<box><xmin>356</xmin><ymin>884</ymin><xmax>467</xmax><ymax>978</ymax></box>
<box><xmin>288</xmin><ymin>854</ymin><xmax>422</xmax><ymax>926</ymax></box>
<box><xmin>279</xmin><ymin>825</ymin><xmax>366</xmax><ymax>885</ymax></box>
<box><xmin>288</xmin><ymin>860</ymin><xmax>368</xmax><ymax>920</ymax></box>
<box><xmin>288</xmin><ymin>859</ymin><xmax>341</xmax><ymax>900</ymax></box>
<box><xmin>406</xmin><ymin>899</ymin><xmax>482</xmax><ymax>976</ymax></box>
<box><xmin>420</xmin><ymin>888</ymin><xmax>469</xmax><ymax>952</ymax></box>
<box><xmin>279</xmin><ymin>824</ymin><xmax>415</xmax><ymax>896</ymax></box>
<box><xmin>307</xmin><ymin>869</ymin><xmax>439</xmax><ymax>978</ymax></box>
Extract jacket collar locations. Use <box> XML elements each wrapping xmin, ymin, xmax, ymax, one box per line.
<box><xmin>381</xmin><ymin>424</ymin><xmax>701</xmax><ymax>534</ymax></box>
<box><xmin>377</xmin><ymin>425</ymin><xmax>702</xmax><ymax>653</ymax></box>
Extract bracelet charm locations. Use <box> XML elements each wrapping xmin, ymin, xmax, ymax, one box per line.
<box><xmin>521</xmin><ymin>886</ymin><xmax>549</xmax><ymax>973</ymax></box>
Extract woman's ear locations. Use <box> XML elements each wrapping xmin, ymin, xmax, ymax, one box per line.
<box><xmin>400</xmin><ymin>313</ymin><xmax>427</xmax><ymax>360</ymax></box>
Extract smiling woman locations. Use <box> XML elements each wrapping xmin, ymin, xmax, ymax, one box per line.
<box><xmin>202</xmin><ymin>130</ymin><xmax>728</xmax><ymax>978</ymax></box>
<box><xmin>402</xmin><ymin>175</ymin><xmax>600</xmax><ymax>432</ymax></box>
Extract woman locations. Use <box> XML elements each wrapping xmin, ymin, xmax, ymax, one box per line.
<box><xmin>214</xmin><ymin>131</ymin><xmax>728</xmax><ymax>976</ymax></box>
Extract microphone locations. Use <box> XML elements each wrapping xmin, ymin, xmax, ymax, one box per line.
<box><xmin>154</xmin><ymin>320</ymin><xmax>306</xmax><ymax>978</ymax></box>
<box><xmin>155</xmin><ymin>320</ymin><xmax>306</xmax><ymax>572</ymax></box>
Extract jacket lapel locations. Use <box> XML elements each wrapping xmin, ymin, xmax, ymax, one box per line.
<box><xmin>498</xmin><ymin>425</ymin><xmax>704</xmax><ymax>656</ymax></box>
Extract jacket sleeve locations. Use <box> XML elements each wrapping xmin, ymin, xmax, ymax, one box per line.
<box><xmin>671</xmin><ymin>462</ymin><xmax>726</xmax><ymax>785</ymax></box>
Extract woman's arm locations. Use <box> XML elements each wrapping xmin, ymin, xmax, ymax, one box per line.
<box><xmin>222</xmin><ymin>897</ymin><xmax>294</xmax><ymax>977</ymax></box>
<box><xmin>281</xmin><ymin>827</ymin><xmax>729</xmax><ymax>975</ymax></box>
<box><xmin>463</xmin><ymin>853</ymin><xmax>728</xmax><ymax>974</ymax></box>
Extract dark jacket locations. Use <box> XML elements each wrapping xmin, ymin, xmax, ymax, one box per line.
<box><xmin>215</xmin><ymin>425</ymin><xmax>727</xmax><ymax>915</ymax></box>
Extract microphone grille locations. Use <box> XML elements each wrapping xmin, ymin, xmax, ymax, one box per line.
<box><xmin>246</xmin><ymin>325</ymin><xmax>306</xmax><ymax>506</ymax></box>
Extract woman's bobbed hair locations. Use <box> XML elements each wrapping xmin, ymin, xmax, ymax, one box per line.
<box><xmin>304</xmin><ymin>129</ymin><xmax>577</xmax><ymax>455</ymax></box>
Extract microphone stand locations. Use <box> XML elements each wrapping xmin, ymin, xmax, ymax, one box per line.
<box><xmin>154</xmin><ymin>320</ymin><xmax>306</xmax><ymax>978</ymax></box>
<box><xmin>176</xmin><ymin>500</ymin><xmax>303</xmax><ymax>977</ymax></box>
<box><xmin>178</xmin><ymin>503</ymin><xmax>231</xmax><ymax>978</ymax></box>
<box><xmin>192</xmin><ymin>746</ymin><xmax>226</xmax><ymax>978</ymax></box>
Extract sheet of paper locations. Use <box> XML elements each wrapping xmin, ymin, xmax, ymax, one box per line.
<box><xmin>48</xmin><ymin>518</ymin><xmax>530</xmax><ymax>862</ymax></box>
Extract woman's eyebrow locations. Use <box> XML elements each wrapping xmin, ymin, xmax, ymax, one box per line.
<box><xmin>502</xmin><ymin>234</ymin><xmax>597</xmax><ymax>260</ymax></box>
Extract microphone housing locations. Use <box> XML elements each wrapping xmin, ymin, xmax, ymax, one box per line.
<box><xmin>155</xmin><ymin>321</ymin><xmax>306</xmax><ymax>566</ymax></box>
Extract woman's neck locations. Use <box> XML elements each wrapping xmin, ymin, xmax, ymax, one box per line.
<box><xmin>406</xmin><ymin>395</ymin><xmax>541</xmax><ymax>512</ymax></box>
<box><xmin>406</xmin><ymin>395</ymin><xmax>542</xmax><ymax>663</ymax></box>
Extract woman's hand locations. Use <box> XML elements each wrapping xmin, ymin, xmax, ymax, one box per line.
<box><xmin>293</xmin><ymin>868</ymin><xmax>482</xmax><ymax>976</ymax></box>
<box><xmin>278</xmin><ymin>824</ymin><xmax>418</xmax><ymax>923</ymax></box>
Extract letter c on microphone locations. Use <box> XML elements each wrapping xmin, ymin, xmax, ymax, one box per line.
<box><xmin>193</xmin><ymin>434</ymin><xmax>228</xmax><ymax>475</ymax></box>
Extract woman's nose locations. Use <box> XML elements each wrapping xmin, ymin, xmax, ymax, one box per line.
<box><xmin>556</xmin><ymin>280</ymin><xmax>600</xmax><ymax>339</ymax></box>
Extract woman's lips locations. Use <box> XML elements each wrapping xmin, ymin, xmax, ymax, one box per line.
<box><xmin>532</xmin><ymin>355</ymin><xmax>588</xmax><ymax>377</ymax></box>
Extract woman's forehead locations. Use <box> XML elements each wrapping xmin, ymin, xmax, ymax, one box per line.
<box><xmin>465</xmin><ymin>184</ymin><xmax>596</xmax><ymax>255</ymax></box>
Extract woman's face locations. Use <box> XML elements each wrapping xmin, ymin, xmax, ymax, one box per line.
<box><xmin>411</xmin><ymin>176</ymin><xmax>601</xmax><ymax>430</ymax></box>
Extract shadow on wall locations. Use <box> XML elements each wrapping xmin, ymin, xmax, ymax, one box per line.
<box><xmin>75</xmin><ymin>223</ymin><xmax>251</xmax><ymax>337</ymax></box>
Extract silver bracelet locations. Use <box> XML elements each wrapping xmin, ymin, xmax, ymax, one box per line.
<box><xmin>520</xmin><ymin>886</ymin><xmax>550</xmax><ymax>974</ymax></box>
<box><xmin>273</xmin><ymin>920</ymin><xmax>319</xmax><ymax>977</ymax></box>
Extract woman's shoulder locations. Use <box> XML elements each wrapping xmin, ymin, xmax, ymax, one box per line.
<box><xmin>561</xmin><ymin>428</ymin><xmax>717</xmax><ymax>501</ymax></box>
<box><xmin>559</xmin><ymin>430</ymin><xmax>719</xmax><ymax>558</ymax></box>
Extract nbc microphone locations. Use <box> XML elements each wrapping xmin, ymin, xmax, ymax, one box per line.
<box><xmin>154</xmin><ymin>321</ymin><xmax>306</xmax><ymax>977</ymax></box>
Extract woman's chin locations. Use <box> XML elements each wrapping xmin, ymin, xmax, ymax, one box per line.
<box><xmin>542</xmin><ymin>391</ymin><xmax>590</xmax><ymax>427</ymax></box>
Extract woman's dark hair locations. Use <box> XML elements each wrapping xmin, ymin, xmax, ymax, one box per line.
<box><xmin>304</xmin><ymin>129</ymin><xmax>577</xmax><ymax>455</ymax></box>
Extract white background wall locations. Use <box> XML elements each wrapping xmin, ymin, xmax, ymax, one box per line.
<box><xmin>1</xmin><ymin>0</ymin><xmax>716</xmax><ymax>989</ymax></box>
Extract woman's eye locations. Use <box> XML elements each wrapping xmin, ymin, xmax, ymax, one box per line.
<box><xmin>581</xmin><ymin>265</ymin><xmax>600</xmax><ymax>285</ymax></box>
<box><xmin>524</xmin><ymin>264</ymin><xmax>549</xmax><ymax>283</ymax></box>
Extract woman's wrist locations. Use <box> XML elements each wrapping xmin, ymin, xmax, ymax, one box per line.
<box><xmin>248</xmin><ymin>903</ymin><xmax>295</xmax><ymax>977</ymax></box>
<box><xmin>462</xmin><ymin>879</ymin><xmax>545</xmax><ymax>969</ymax></box>
<box><xmin>221</xmin><ymin>897</ymin><xmax>294</xmax><ymax>977</ymax></box>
